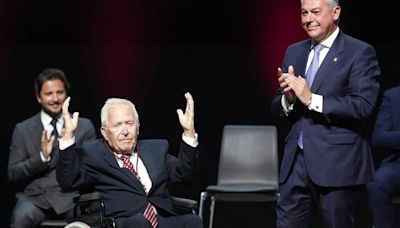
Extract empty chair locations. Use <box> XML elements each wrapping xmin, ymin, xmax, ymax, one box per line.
<box><xmin>199</xmin><ymin>125</ymin><xmax>279</xmax><ymax>228</ymax></box>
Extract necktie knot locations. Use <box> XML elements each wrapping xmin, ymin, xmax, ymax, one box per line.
<box><xmin>121</xmin><ymin>154</ymin><xmax>131</xmax><ymax>161</ymax></box>
<box><xmin>118</xmin><ymin>153</ymin><xmax>138</xmax><ymax>176</ymax></box>
<box><xmin>313</xmin><ymin>43</ymin><xmax>324</xmax><ymax>54</ymax></box>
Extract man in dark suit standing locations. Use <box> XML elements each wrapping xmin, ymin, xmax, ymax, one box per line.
<box><xmin>8</xmin><ymin>68</ymin><xmax>97</xmax><ymax>227</ymax></box>
<box><xmin>56</xmin><ymin>92</ymin><xmax>202</xmax><ymax>228</ymax></box>
<box><xmin>270</xmin><ymin>0</ymin><xmax>380</xmax><ymax>227</ymax></box>
<box><xmin>367</xmin><ymin>85</ymin><xmax>400</xmax><ymax>228</ymax></box>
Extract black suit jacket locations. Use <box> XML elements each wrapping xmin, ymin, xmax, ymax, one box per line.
<box><xmin>56</xmin><ymin>138</ymin><xmax>199</xmax><ymax>220</ymax></box>
<box><xmin>8</xmin><ymin>112</ymin><xmax>96</xmax><ymax>214</ymax></box>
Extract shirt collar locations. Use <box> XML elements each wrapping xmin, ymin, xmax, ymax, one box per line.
<box><xmin>311</xmin><ymin>26</ymin><xmax>339</xmax><ymax>49</ymax></box>
<box><xmin>40</xmin><ymin>110</ymin><xmax>63</xmax><ymax>127</ymax></box>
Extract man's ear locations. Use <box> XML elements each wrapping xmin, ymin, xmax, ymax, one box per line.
<box><xmin>333</xmin><ymin>6</ymin><xmax>341</xmax><ymax>21</ymax></box>
<box><xmin>36</xmin><ymin>94</ymin><xmax>42</xmax><ymax>104</ymax></box>
<box><xmin>100</xmin><ymin>127</ymin><xmax>108</xmax><ymax>140</ymax></box>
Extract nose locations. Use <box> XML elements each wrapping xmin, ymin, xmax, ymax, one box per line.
<box><xmin>50</xmin><ymin>93</ymin><xmax>61</xmax><ymax>103</ymax></box>
<box><xmin>121</xmin><ymin>124</ymin><xmax>129</xmax><ymax>135</ymax></box>
<box><xmin>305</xmin><ymin>13</ymin><xmax>313</xmax><ymax>23</ymax></box>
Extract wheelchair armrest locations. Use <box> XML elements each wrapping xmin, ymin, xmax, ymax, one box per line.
<box><xmin>171</xmin><ymin>196</ymin><xmax>198</xmax><ymax>212</ymax></box>
<box><xmin>72</xmin><ymin>191</ymin><xmax>109</xmax><ymax>226</ymax></box>
<box><xmin>74</xmin><ymin>191</ymin><xmax>102</xmax><ymax>204</ymax></box>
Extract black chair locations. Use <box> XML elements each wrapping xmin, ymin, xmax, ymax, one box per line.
<box><xmin>198</xmin><ymin>125</ymin><xmax>280</xmax><ymax>228</ymax></box>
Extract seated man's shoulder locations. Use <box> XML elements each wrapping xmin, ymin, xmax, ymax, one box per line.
<box><xmin>385</xmin><ymin>85</ymin><xmax>400</xmax><ymax>95</ymax></box>
<box><xmin>15</xmin><ymin>113</ymin><xmax>39</xmax><ymax>127</ymax></box>
<box><xmin>80</xmin><ymin>138</ymin><xmax>104</xmax><ymax>150</ymax></box>
<box><xmin>138</xmin><ymin>139</ymin><xmax>169</xmax><ymax>147</ymax></box>
<box><xmin>78</xmin><ymin>117</ymin><xmax>95</xmax><ymax>126</ymax></box>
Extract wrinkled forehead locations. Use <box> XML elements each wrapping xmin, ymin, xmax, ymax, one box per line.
<box><xmin>107</xmin><ymin>104</ymin><xmax>135</xmax><ymax>122</ymax></box>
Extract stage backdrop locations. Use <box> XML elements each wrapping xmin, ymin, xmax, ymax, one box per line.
<box><xmin>1</xmin><ymin>1</ymin><xmax>399</xmax><ymax>227</ymax></box>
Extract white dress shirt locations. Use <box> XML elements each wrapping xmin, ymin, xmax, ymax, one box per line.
<box><xmin>40</xmin><ymin>111</ymin><xmax>63</xmax><ymax>162</ymax></box>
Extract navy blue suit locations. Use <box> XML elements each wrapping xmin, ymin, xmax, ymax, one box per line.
<box><xmin>367</xmin><ymin>85</ymin><xmax>400</xmax><ymax>228</ymax></box>
<box><xmin>271</xmin><ymin>31</ymin><xmax>380</xmax><ymax>228</ymax></box>
<box><xmin>56</xmin><ymin>138</ymin><xmax>201</xmax><ymax>228</ymax></box>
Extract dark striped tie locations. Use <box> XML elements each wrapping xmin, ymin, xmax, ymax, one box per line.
<box><xmin>120</xmin><ymin>155</ymin><xmax>158</xmax><ymax>227</ymax></box>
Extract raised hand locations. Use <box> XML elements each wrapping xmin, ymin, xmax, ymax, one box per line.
<box><xmin>176</xmin><ymin>92</ymin><xmax>196</xmax><ymax>138</ymax></box>
<box><xmin>41</xmin><ymin>129</ymin><xmax>56</xmax><ymax>159</ymax></box>
<box><xmin>61</xmin><ymin>97</ymin><xmax>79</xmax><ymax>140</ymax></box>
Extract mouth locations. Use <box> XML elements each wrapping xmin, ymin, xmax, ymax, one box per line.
<box><xmin>50</xmin><ymin>103</ymin><xmax>61</xmax><ymax>109</ymax></box>
<box><xmin>306</xmin><ymin>24</ymin><xmax>319</xmax><ymax>31</ymax></box>
<box><xmin>121</xmin><ymin>139</ymin><xmax>133</xmax><ymax>142</ymax></box>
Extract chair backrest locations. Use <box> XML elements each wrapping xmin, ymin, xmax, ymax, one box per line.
<box><xmin>217</xmin><ymin>125</ymin><xmax>279</xmax><ymax>190</ymax></box>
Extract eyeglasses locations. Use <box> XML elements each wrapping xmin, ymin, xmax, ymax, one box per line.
<box><xmin>107</xmin><ymin>121</ymin><xmax>137</xmax><ymax>132</ymax></box>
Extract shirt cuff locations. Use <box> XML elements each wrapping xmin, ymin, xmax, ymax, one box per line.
<box><xmin>308</xmin><ymin>93</ymin><xmax>323</xmax><ymax>113</ymax></box>
<box><xmin>59</xmin><ymin>137</ymin><xmax>76</xmax><ymax>150</ymax></box>
<box><xmin>40</xmin><ymin>151</ymin><xmax>51</xmax><ymax>162</ymax></box>
<box><xmin>182</xmin><ymin>133</ymin><xmax>199</xmax><ymax>147</ymax></box>
<box><xmin>281</xmin><ymin>95</ymin><xmax>295</xmax><ymax>116</ymax></box>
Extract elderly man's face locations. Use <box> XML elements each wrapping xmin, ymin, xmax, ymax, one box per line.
<box><xmin>101</xmin><ymin>104</ymin><xmax>139</xmax><ymax>154</ymax></box>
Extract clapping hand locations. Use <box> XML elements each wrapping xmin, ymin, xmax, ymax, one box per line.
<box><xmin>40</xmin><ymin>129</ymin><xmax>56</xmax><ymax>159</ymax></box>
<box><xmin>278</xmin><ymin>65</ymin><xmax>312</xmax><ymax>106</ymax></box>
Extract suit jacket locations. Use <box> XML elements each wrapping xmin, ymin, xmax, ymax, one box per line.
<box><xmin>371</xmin><ymin>85</ymin><xmax>400</xmax><ymax>163</ymax></box>
<box><xmin>56</xmin><ymin>138</ymin><xmax>199</xmax><ymax>220</ymax></box>
<box><xmin>8</xmin><ymin>112</ymin><xmax>96</xmax><ymax>214</ymax></box>
<box><xmin>271</xmin><ymin>31</ymin><xmax>380</xmax><ymax>187</ymax></box>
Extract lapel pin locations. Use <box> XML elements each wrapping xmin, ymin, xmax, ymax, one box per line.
<box><xmin>333</xmin><ymin>57</ymin><xmax>338</xmax><ymax>62</ymax></box>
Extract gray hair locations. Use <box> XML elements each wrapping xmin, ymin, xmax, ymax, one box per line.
<box><xmin>300</xmin><ymin>0</ymin><xmax>339</xmax><ymax>8</ymax></box>
<box><xmin>100</xmin><ymin>98</ymin><xmax>139</xmax><ymax>127</ymax></box>
<box><xmin>327</xmin><ymin>0</ymin><xmax>339</xmax><ymax>8</ymax></box>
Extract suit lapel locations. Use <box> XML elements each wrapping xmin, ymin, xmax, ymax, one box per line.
<box><xmin>101</xmin><ymin>140</ymin><xmax>146</xmax><ymax>193</ymax></box>
<box><xmin>311</xmin><ymin>32</ymin><xmax>345</xmax><ymax>92</ymax></box>
<box><xmin>295</xmin><ymin>41</ymin><xmax>312</xmax><ymax>80</ymax></box>
<box><xmin>32</xmin><ymin>113</ymin><xmax>44</xmax><ymax>153</ymax></box>
<box><xmin>137</xmin><ymin>142</ymin><xmax>156</xmax><ymax>184</ymax></box>
<box><xmin>137</xmin><ymin>141</ymin><xmax>160</xmax><ymax>196</ymax></box>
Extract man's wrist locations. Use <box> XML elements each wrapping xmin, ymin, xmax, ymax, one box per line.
<box><xmin>59</xmin><ymin>136</ymin><xmax>76</xmax><ymax>150</ymax></box>
<box><xmin>182</xmin><ymin>133</ymin><xmax>198</xmax><ymax>147</ymax></box>
<box><xmin>40</xmin><ymin>151</ymin><xmax>51</xmax><ymax>162</ymax></box>
<box><xmin>183</xmin><ymin>129</ymin><xmax>196</xmax><ymax>138</ymax></box>
<box><xmin>307</xmin><ymin>93</ymin><xmax>323</xmax><ymax>113</ymax></box>
<box><xmin>307</xmin><ymin>94</ymin><xmax>313</xmax><ymax>108</ymax></box>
